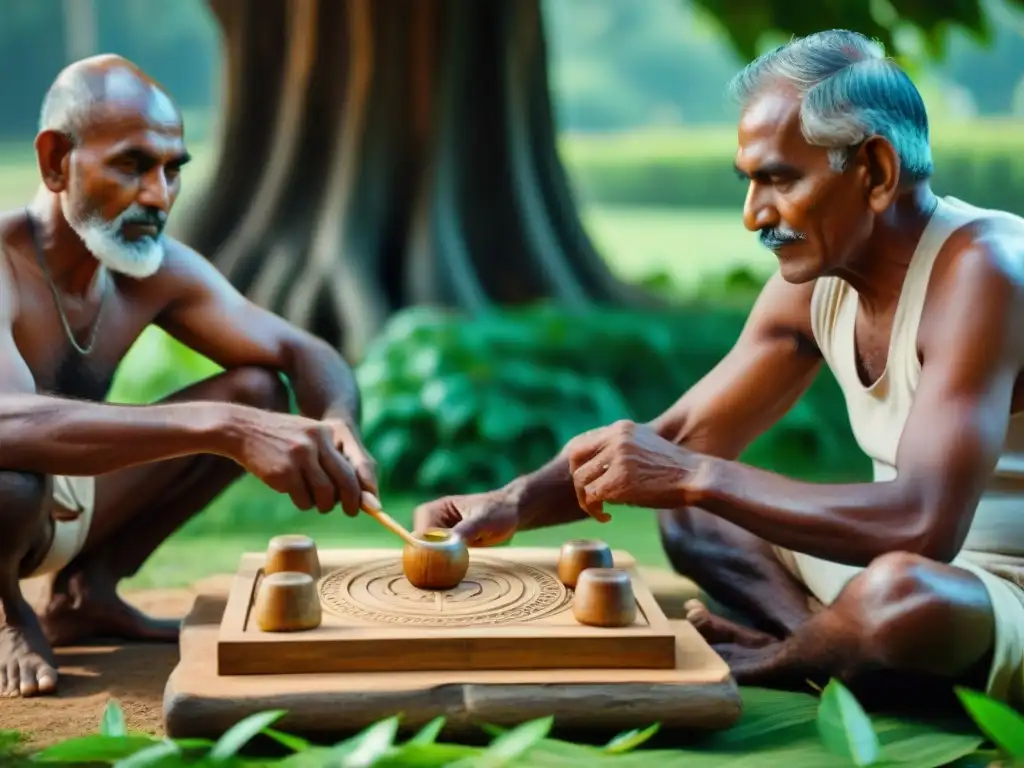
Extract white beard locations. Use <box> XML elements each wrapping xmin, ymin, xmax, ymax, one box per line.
<box><xmin>62</xmin><ymin>199</ymin><xmax>166</xmax><ymax>279</ymax></box>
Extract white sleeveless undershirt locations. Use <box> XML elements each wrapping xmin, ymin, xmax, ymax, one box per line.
<box><xmin>790</xmin><ymin>196</ymin><xmax>1024</xmax><ymax>605</ymax></box>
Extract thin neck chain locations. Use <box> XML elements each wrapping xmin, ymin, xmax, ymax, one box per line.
<box><xmin>25</xmin><ymin>209</ymin><xmax>107</xmax><ymax>356</ymax></box>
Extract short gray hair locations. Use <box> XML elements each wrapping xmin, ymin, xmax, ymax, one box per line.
<box><xmin>38</xmin><ymin>70</ymin><xmax>97</xmax><ymax>142</ymax></box>
<box><xmin>728</xmin><ymin>29</ymin><xmax>933</xmax><ymax>182</ymax></box>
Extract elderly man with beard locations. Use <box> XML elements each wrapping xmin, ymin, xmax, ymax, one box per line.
<box><xmin>416</xmin><ymin>30</ymin><xmax>1024</xmax><ymax>709</ymax></box>
<box><xmin>0</xmin><ymin>55</ymin><xmax>379</xmax><ymax>698</ymax></box>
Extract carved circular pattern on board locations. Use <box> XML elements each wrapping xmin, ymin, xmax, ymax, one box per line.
<box><xmin>318</xmin><ymin>557</ymin><xmax>571</xmax><ymax>627</ymax></box>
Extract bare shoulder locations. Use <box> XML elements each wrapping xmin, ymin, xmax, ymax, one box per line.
<box><xmin>922</xmin><ymin>209</ymin><xmax>1024</xmax><ymax>358</ymax></box>
<box><xmin>137</xmin><ymin>236</ymin><xmax>232</xmax><ymax>306</ymax></box>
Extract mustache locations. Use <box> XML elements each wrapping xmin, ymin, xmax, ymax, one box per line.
<box><xmin>119</xmin><ymin>205</ymin><xmax>168</xmax><ymax>231</ymax></box>
<box><xmin>759</xmin><ymin>226</ymin><xmax>805</xmax><ymax>249</ymax></box>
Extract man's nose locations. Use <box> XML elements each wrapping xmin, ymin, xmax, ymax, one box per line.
<box><xmin>137</xmin><ymin>168</ymin><xmax>171</xmax><ymax>212</ymax></box>
<box><xmin>742</xmin><ymin>183</ymin><xmax>777</xmax><ymax>232</ymax></box>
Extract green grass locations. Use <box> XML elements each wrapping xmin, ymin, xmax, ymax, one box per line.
<box><xmin>582</xmin><ymin>204</ymin><xmax>771</xmax><ymax>295</ymax></box>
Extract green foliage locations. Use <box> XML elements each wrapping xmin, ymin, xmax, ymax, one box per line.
<box><xmin>356</xmin><ymin>304</ymin><xmax>867</xmax><ymax>496</ymax></box>
<box><xmin>816</xmin><ymin>680</ymin><xmax>881</xmax><ymax>765</ymax></box>
<box><xmin>8</xmin><ymin>682</ymin><xmax>1004</xmax><ymax>766</ymax></box>
<box><xmin>689</xmin><ymin>0</ymin><xmax>1014</xmax><ymax>62</ymax></box>
<box><xmin>955</xmin><ymin>686</ymin><xmax>1024</xmax><ymax>763</ymax></box>
<box><xmin>560</xmin><ymin>122</ymin><xmax>1024</xmax><ymax>217</ymax></box>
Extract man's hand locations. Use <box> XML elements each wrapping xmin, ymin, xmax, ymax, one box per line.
<box><xmin>226</xmin><ymin>408</ymin><xmax>366</xmax><ymax>516</ymax></box>
<box><xmin>324</xmin><ymin>417</ymin><xmax>379</xmax><ymax>501</ymax></box>
<box><xmin>565</xmin><ymin>420</ymin><xmax>707</xmax><ymax>519</ymax></box>
<box><xmin>413</xmin><ymin>491</ymin><xmax>523</xmax><ymax>547</ymax></box>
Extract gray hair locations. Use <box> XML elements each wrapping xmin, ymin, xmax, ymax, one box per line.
<box><xmin>38</xmin><ymin>70</ymin><xmax>97</xmax><ymax>142</ymax></box>
<box><xmin>728</xmin><ymin>30</ymin><xmax>933</xmax><ymax>182</ymax></box>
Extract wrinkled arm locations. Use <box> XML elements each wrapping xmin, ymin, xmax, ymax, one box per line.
<box><xmin>508</xmin><ymin>273</ymin><xmax>823</xmax><ymax>529</ymax></box>
<box><xmin>695</xmin><ymin>243</ymin><xmax>1024</xmax><ymax>565</ymax></box>
<box><xmin>155</xmin><ymin>242</ymin><xmax>361</xmax><ymax>426</ymax></box>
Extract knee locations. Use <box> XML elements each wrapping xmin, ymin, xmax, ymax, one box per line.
<box><xmin>840</xmin><ymin>551</ymin><xmax>961</xmax><ymax>664</ymax></box>
<box><xmin>223</xmin><ymin>366</ymin><xmax>290</xmax><ymax>413</ymax></box>
<box><xmin>0</xmin><ymin>471</ymin><xmax>48</xmax><ymax>539</ymax></box>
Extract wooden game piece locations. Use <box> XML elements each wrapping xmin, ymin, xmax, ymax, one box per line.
<box><xmin>264</xmin><ymin>534</ymin><xmax>321</xmax><ymax>579</ymax></box>
<box><xmin>557</xmin><ymin>538</ymin><xmax>613</xmax><ymax>588</ymax></box>
<box><xmin>572</xmin><ymin>568</ymin><xmax>637</xmax><ymax>628</ymax></box>
<box><xmin>402</xmin><ymin>528</ymin><xmax>469</xmax><ymax>590</ymax></box>
<box><xmin>253</xmin><ymin>571</ymin><xmax>322</xmax><ymax>632</ymax></box>
<box><xmin>217</xmin><ymin>547</ymin><xmax>677</xmax><ymax>675</ymax></box>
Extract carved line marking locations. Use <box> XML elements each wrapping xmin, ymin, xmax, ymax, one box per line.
<box><xmin>319</xmin><ymin>557</ymin><xmax>572</xmax><ymax>626</ymax></box>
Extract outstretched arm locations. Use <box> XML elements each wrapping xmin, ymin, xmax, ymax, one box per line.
<box><xmin>507</xmin><ymin>272</ymin><xmax>823</xmax><ymax>529</ymax></box>
<box><xmin>573</xmin><ymin>240</ymin><xmax>1024</xmax><ymax>566</ymax></box>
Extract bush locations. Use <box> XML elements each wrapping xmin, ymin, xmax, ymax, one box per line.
<box><xmin>356</xmin><ymin>304</ymin><xmax>869</xmax><ymax>497</ymax></box>
<box><xmin>560</xmin><ymin>122</ymin><xmax>1024</xmax><ymax>216</ymax></box>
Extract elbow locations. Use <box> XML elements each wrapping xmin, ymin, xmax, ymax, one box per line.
<box><xmin>899</xmin><ymin>506</ymin><xmax>968</xmax><ymax>564</ymax></box>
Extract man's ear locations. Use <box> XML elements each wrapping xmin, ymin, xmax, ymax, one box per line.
<box><xmin>34</xmin><ymin>130</ymin><xmax>75</xmax><ymax>193</ymax></box>
<box><xmin>856</xmin><ymin>136</ymin><xmax>900</xmax><ymax>214</ymax></box>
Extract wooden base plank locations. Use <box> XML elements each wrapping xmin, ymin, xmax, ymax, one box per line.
<box><xmin>164</xmin><ymin>555</ymin><xmax>742</xmax><ymax>740</ymax></box>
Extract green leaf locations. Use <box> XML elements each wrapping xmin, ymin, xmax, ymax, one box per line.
<box><xmin>604</xmin><ymin>722</ymin><xmax>660</xmax><ymax>753</ymax></box>
<box><xmin>816</xmin><ymin>679</ymin><xmax>882</xmax><ymax>765</ymax></box>
<box><xmin>956</xmin><ymin>686</ymin><xmax>1024</xmax><ymax>758</ymax></box>
<box><xmin>207</xmin><ymin>708</ymin><xmax>286</xmax><ymax>762</ymax></box>
<box><xmin>33</xmin><ymin>735</ymin><xmax>160</xmax><ymax>763</ymax></box>
<box><xmin>473</xmin><ymin>716</ymin><xmax>554</xmax><ymax>766</ymax></box>
<box><xmin>329</xmin><ymin>715</ymin><xmax>401</xmax><ymax>766</ymax></box>
<box><xmin>408</xmin><ymin>717</ymin><xmax>447</xmax><ymax>746</ymax></box>
<box><xmin>100</xmin><ymin>698</ymin><xmax>129</xmax><ymax>737</ymax></box>
<box><xmin>112</xmin><ymin>739</ymin><xmax>183</xmax><ymax>768</ymax></box>
<box><xmin>0</xmin><ymin>730</ymin><xmax>24</xmax><ymax>754</ymax></box>
<box><xmin>262</xmin><ymin>726</ymin><xmax>311</xmax><ymax>753</ymax></box>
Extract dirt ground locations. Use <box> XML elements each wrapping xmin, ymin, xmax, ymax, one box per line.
<box><xmin>5</xmin><ymin>575</ymin><xmax>235</xmax><ymax>749</ymax></box>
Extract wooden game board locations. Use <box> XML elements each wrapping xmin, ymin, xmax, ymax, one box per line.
<box><xmin>218</xmin><ymin>547</ymin><xmax>677</xmax><ymax>675</ymax></box>
<box><xmin>164</xmin><ymin>544</ymin><xmax>743</xmax><ymax>740</ymax></box>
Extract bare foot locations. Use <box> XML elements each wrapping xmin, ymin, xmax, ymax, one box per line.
<box><xmin>40</xmin><ymin>573</ymin><xmax>180</xmax><ymax>647</ymax></box>
<box><xmin>684</xmin><ymin>599</ymin><xmax>778</xmax><ymax>648</ymax></box>
<box><xmin>0</xmin><ymin>598</ymin><xmax>58</xmax><ymax>697</ymax></box>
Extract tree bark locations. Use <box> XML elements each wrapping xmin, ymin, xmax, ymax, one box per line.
<box><xmin>172</xmin><ymin>0</ymin><xmax>648</xmax><ymax>360</ymax></box>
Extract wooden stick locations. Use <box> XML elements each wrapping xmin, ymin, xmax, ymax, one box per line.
<box><xmin>360</xmin><ymin>491</ymin><xmax>419</xmax><ymax>547</ymax></box>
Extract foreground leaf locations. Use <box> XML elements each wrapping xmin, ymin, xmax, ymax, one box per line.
<box><xmin>470</xmin><ymin>716</ymin><xmax>554</xmax><ymax>766</ymax></box>
<box><xmin>408</xmin><ymin>717</ymin><xmax>446</xmax><ymax>746</ymax></box>
<box><xmin>816</xmin><ymin>679</ymin><xmax>881</xmax><ymax>766</ymax></box>
<box><xmin>100</xmin><ymin>699</ymin><xmax>128</xmax><ymax>737</ymax></box>
<box><xmin>33</xmin><ymin>735</ymin><xmax>160</xmax><ymax>763</ymax></box>
<box><xmin>604</xmin><ymin>723</ymin><xmax>660</xmax><ymax>753</ymax></box>
<box><xmin>262</xmin><ymin>727</ymin><xmax>311</xmax><ymax>753</ymax></box>
<box><xmin>955</xmin><ymin>686</ymin><xmax>1024</xmax><ymax>759</ymax></box>
<box><xmin>330</xmin><ymin>715</ymin><xmax>400</xmax><ymax>766</ymax></box>
<box><xmin>113</xmin><ymin>739</ymin><xmax>182</xmax><ymax>768</ymax></box>
<box><xmin>207</xmin><ymin>709</ymin><xmax>286</xmax><ymax>762</ymax></box>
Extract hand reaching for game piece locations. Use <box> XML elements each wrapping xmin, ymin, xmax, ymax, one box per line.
<box><xmin>224</xmin><ymin>407</ymin><xmax>372</xmax><ymax>516</ymax></box>
<box><xmin>413</xmin><ymin>491</ymin><xmax>522</xmax><ymax>547</ymax></box>
<box><xmin>564</xmin><ymin>419</ymin><xmax>709</xmax><ymax>519</ymax></box>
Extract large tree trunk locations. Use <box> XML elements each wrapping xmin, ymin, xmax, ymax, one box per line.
<box><xmin>172</xmin><ymin>0</ymin><xmax>648</xmax><ymax>360</ymax></box>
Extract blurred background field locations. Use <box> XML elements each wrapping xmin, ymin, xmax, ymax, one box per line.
<box><xmin>0</xmin><ymin>0</ymin><xmax>1021</xmax><ymax>591</ymax></box>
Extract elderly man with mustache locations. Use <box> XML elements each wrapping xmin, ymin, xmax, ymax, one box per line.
<box><xmin>417</xmin><ymin>29</ymin><xmax>1024</xmax><ymax>709</ymax></box>
<box><xmin>0</xmin><ymin>55</ymin><xmax>379</xmax><ymax>698</ymax></box>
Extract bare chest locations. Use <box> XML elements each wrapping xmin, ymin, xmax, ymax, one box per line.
<box><xmin>853</xmin><ymin>310</ymin><xmax>895</xmax><ymax>387</ymax></box>
<box><xmin>13</xmin><ymin>278</ymin><xmax>157</xmax><ymax>402</ymax></box>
